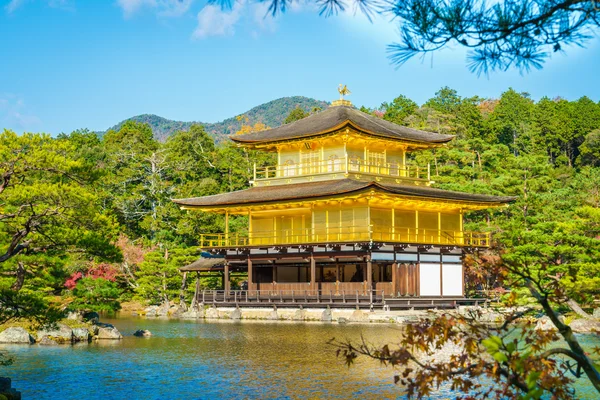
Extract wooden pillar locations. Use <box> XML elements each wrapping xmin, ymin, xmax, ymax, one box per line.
<box><xmin>224</xmin><ymin>263</ymin><xmax>230</xmax><ymax>293</ymax></box>
<box><xmin>192</xmin><ymin>272</ymin><xmax>200</xmax><ymax>308</ymax></box>
<box><xmin>391</xmin><ymin>262</ymin><xmax>398</xmax><ymax>297</ymax></box>
<box><xmin>366</xmin><ymin>259</ymin><xmax>372</xmax><ymax>294</ymax></box>
<box><xmin>225</xmin><ymin>210</ymin><xmax>229</xmax><ymax>245</ymax></box>
<box><xmin>247</xmin><ymin>258</ymin><xmax>253</xmax><ymax>289</ymax></box>
<box><xmin>310</xmin><ymin>254</ymin><xmax>316</xmax><ymax>292</ymax></box>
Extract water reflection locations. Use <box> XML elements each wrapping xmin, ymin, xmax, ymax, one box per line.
<box><xmin>0</xmin><ymin>317</ymin><xmax>596</xmax><ymax>399</ymax></box>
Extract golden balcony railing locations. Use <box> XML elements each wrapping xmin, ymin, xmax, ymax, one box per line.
<box><xmin>253</xmin><ymin>157</ymin><xmax>430</xmax><ymax>182</ymax></box>
<box><xmin>199</xmin><ymin>227</ymin><xmax>490</xmax><ymax>248</ymax></box>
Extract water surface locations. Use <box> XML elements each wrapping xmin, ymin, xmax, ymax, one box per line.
<box><xmin>0</xmin><ymin>317</ymin><xmax>597</xmax><ymax>399</ymax></box>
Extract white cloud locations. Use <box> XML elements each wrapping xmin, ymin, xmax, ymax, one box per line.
<box><xmin>192</xmin><ymin>1</ymin><xmax>244</xmax><ymax>39</ymax></box>
<box><xmin>5</xmin><ymin>0</ymin><xmax>75</xmax><ymax>13</ymax></box>
<box><xmin>116</xmin><ymin>0</ymin><xmax>195</xmax><ymax>18</ymax></box>
<box><xmin>0</xmin><ymin>94</ymin><xmax>41</xmax><ymax>130</ymax></box>
<box><xmin>192</xmin><ymin>0</ymin><xmax>278</xmax><ymax>39</ymax></box>
<box><xmin>5</xmin><ymin>0</ymin><xmax>28</xmax><ymax>13</ymax></box>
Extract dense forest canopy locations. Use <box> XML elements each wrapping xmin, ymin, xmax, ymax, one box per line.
<box><xmin>2</xmin><ymin>87</ymin><xmax>600</xmax><ymax>312</ymax></box>
<box><xmin>2</xmin><ymin>87</ymin><xmax>600</xmax><ymax>395</ymax></box>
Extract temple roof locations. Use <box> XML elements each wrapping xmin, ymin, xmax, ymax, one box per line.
<box><xmin>173</xmin><ymin>179</ymin><xmax>516</xmax><ymax>208</ymax></box>
<box><xmin>230</xmin><ymin>105</ymin><xmax>454</xmax><ymax>146</ymax></box>
<box><xmin>179</xmin><ymin>258</ymin><xmax>225</xmax><ymax>272</ymax></box>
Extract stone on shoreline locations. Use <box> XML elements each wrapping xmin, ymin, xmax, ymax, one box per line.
<box><xmin>205</xmin><ymin>307</ymin><xmax>220</xmax><ymax>319</ymax></box>
<box><xmin>321</xmin><ymin>308</ymin><xmax>332</xmax><ymax>322</ymax></box>
<box><xmin>133</xmin><ymin>329</ymin><xmax>152</xmax><ymax>337</ymax></box>
<box><xmin>0</xmin><ymin>327</ymin><xmax>34</xmax><ymax>344</ymax></box>
<box><xmin>180</xmin><ymin>309</ymin><xmax>203</xmax><ymax>319</ymax></box>
<box><xmin>82</xmin><ymin>311</ymin><xmax>99</xmax><ymax>324</ymax></box>
<box><xmin>349</xmin><ymin>310</ymin><xmax>368</xmax><ymax>323</ymax></box>
<box><xmin>337</xmin><ymin>317</ymin><xmax>348</xmax><ymax>324</ymax></box>
<box><xmin>36</xmin><ymin>323</ymin><xmax>73</xmax><ymax>343</ymax></box>
<box><xmin>267</xmin><ymin>309</ymin><xmax>278</xmax><ymax>321</ymax></box>
<box><xmin>292</xmin><ymin>309</ymin><xmax>306</xmax><ymax>321</ymax></box>
<box><xmin>72</xmin><ymin>328</ymin><xmax>90</xmax><ymax>342</ymax></box>
<box><xmin>230</xmin><ymin>308</ymin><xmax>242</xmax><ymax>320</ymax></box>
<box><xmin>0</xmin><ymin>377</ymin><xmax>22</xmax><ymax>400</ymax></box>
<box><xmin>569</xmin><ymin>318</ymin><xmax>600</xmax><ymax>333</ymax></box>
<box><xmin>38</xmin><ymin>336</ymin><xmax>58</xmax><ymax>346</ymax></box>
<box><xmin>66</xmin><ymin>311</ymin><xmax>83</xmax><ymax>321</ymax></box>
<box><xmin>96</xmin><ymin>326</ymin><xmax>123</xmax><ymax>340</ymax></box>
<box><xmin>593</xmin><ymin>308</ymin><xmax>600</xmax><ymax>319</ymax></box>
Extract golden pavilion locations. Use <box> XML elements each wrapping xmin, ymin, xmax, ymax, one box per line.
<box><xmin>174</xmin><ymin>93</ymin><xmax>513</xmax><ymax>308</ymax></box>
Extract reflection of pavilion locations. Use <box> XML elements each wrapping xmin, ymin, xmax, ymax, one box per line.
<box><xmin>175</xmin><ymin>96</ymin><xmax>514</xmax><ymax>309</ymax></box>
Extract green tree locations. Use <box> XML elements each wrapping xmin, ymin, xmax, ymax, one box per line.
<box><xmin>135</xmin><ymin>246</ymin><xmax>198</xmax><ymax>305</ymax></box>
<box><xmin>381</xmin><ymin>94</ymin><xmax>418</xmax><ymax>125</ymax></box>
<box><xmin>283</xmin><ymin>106</ymin><xmax>309</xmax><ymax>124</ymax></box>
<box><xmin>0</xmin><ymin>129</ymin><xmax>121</xmax><ymax>324</ymax></box>
<box><xmin>71</xmin><ymin>277</ymin><xmax>122</xmax><ymax>313</ymax></box>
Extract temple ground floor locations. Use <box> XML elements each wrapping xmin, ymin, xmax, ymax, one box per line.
<box><xmin>181</xmin><ymin>243</ymin><xmax>485</xmax><ymax>310</ymax></box>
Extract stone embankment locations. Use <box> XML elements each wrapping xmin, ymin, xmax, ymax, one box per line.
<box><xmin>0</xmin><ymin>312</ymin><xmax>123</xmax><ymax>346</ymax></box>
<box><xmin>137</xmin><ymin>303</ymin><xmax>600</xmax><ymax>333</ymax></box>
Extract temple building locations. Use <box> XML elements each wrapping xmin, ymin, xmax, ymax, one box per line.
<box><xmin>173</xmin><ymin>94</ymin><xmax>514</xmax><ymax>307</ymax></box>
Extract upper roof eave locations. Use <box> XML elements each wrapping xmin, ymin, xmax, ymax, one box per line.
<box><xmin>229</xmin><ymin>106</ymin><xmax>454</xmax><ymax>146</ymax></box>
<box><xmin>172</xmin><ymin>179</ymin><xmax>516</xmax><ymax>209</ymax></box>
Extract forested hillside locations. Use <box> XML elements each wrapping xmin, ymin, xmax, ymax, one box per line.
<box><xmin>2</xmin><ymin>87</ymin><xmax>600</xmax><ymax>318</ymax></box>
<box><xmin>104</xmin><ymin>96</ymin><xmax>329</xmax><ymax>142</ymax></box>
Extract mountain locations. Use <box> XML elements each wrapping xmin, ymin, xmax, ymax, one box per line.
<box><xmin>104</xmin><ymin>96</ymin><xmax>329</xmax><ymax>142</ymax></box>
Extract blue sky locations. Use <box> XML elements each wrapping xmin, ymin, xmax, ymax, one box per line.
<box><xmin>1</xmin><ymin>0</ymin><xmax>600</xmax><ymax>135</ymax></box>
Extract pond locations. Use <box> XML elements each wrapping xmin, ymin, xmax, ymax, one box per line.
<box><xmin>0</xmin><ymin>317</ymin><xmax>598</xmax><ymax>399</ymax></box>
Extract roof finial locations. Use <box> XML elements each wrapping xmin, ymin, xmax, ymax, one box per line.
<box><xmin>338</xmin><ymin>84</ymin><xmax>351</xmax><ymax>100</ymax></box>
<box><xmin>332</xmin><ymin>84</ymin><xmax>353</xmax><ymax>107</ymax></box>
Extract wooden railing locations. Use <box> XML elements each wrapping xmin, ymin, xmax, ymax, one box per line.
<box><xmin>253</xmin><ymin>156</ymin><xmax>430</xmax><ymax>182</ymax></box>
<box><xmin>199</xmin><ymin>227</ymin><xmax>490</xmax><ymax>248</ymax></box>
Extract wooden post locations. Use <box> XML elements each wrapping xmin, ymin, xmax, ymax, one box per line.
<box><xmin>191</xmin><ymin>272</ymin><xmax>200</xmax><ymax>309</ymax></box>
<box><xmin>310</xmin><ymin>254</ymin><xmax>316</xmax><ymax>293</ymax></box>
<box><xmin>247</xmin><ymin>258</ymin><xmax>253</xmax><ymax>293</ymax></box>
<box><xmin>225</xmin><ymin>210</ymin><xmax>229</xmax><ymax>246</ymax></box>
<box><xmin>366</xmin><ymin>259</ymin><xmax>372</xmax><ymax>295</ymax></box>
<box><xmin>224</xmin><ymin>263</ymin><xmax>230</xmax><ymax>295</ymax></box>
<box><xmin>391</xmin><ymin>262</ymin><xmax>398</xmax><ymax>298</ymax></box>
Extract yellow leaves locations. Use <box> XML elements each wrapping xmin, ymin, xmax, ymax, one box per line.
<box><xmin>234</xmin><ymin>115</ymin><xmax>269</xmax><ymax>135</ymax></box>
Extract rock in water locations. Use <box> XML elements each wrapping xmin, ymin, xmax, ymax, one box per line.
<box><xmin>36</xmin><ymin>323</ymin><xmax>73</xmax><ymax>343</ymax></box>
<box><xmin>349</xmin><ymin>310</ymin><xmax>368</xmax><ymax>322</ymax></box>
<box><xmin>0</xmin><ymin>327</ymin><xmax>34</xmax><ymax>344</ymax></box>
<box><xmin>321</xmin><ymin>307</ymin><xmax>332</xmax><ymax>322</ymax></box>
<box><xmin>292</xmin><ymin>309</ymin><xmax>306</xmax><ymax>321</ymax></box>
<box><xmin>97</xmin><ymin>326</ymin><xmax>123</xmax><ymax>340</ymax></box>
<box><xmin>38</xmin><ymin>336</ymin><xmax>58</xmax><ymax>346</ymax></box>
<box><xmin>267</xmin><ymin>310</ymin><xmax>278</xmax><ymax>321</ymax></box>
<box><xmin>72</xmin><ymin>328</ymin><xmax>90</xmax><ymax>342</ymax></box>
<box><xmin>570</xmin><ymin>318</ymin><xmax>600</xmax><ymax>333</ymax></box>
<box><xmin>82</xmin><ymin>311</ymin><xmax>100</xmax><ymax>324</ymax></box>
<box><xmin>205</xmin><ymin>307</ymin><xmax>220</xmax><ymax>319</ymax></box>
<box><xmin>180</xmin><ymin>309</ymin><xmax>203</xmax><ymax>319</ymax></box>
<box><xmin>230</xmin><ymin>308</ymin><xmax>242</xmax><ymax>320</ymax></box>
<box><xmin>133</xmin><ymin>329</ymin><xmax>152</xmax><ymax>337</ymax></box>
<box><xmin>535</xmin><ymin>316</ymin><xmax>557</xmax><ymax>331</ymax></box>
<box><xmin>67</xmin><ymin>311</ymin><xmax>83</xmax><ymax>321</ymax></box>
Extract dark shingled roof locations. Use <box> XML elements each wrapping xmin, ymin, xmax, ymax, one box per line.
<box><xmin>230</xmin><ymin>105</ymin><xmax>454</xmax><ymax>145</ymax></box>
<box><xmin>179</xmin><ymin>258</ymin><xmax>225</xmax><ymax>272</ymax></box>
<box><xmin>173</xmin><ymin>179</ymin><xmax>516</xmax><ymax>208</ymax></box>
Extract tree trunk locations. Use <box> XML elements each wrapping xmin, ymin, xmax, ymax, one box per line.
<box><xmin>179</xmin><ymin>271</ymin><xmax>188</xmax><ymax>310</ymax></box>
<box><xmin>567</xmin><ymin>298</ymin><xmax>592</xmax><ymax>319</ymax></box>
<box><xmin>11</xmin><ymin>261</ymin><xmax>25</xmax><ymax>292</ymax></box>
